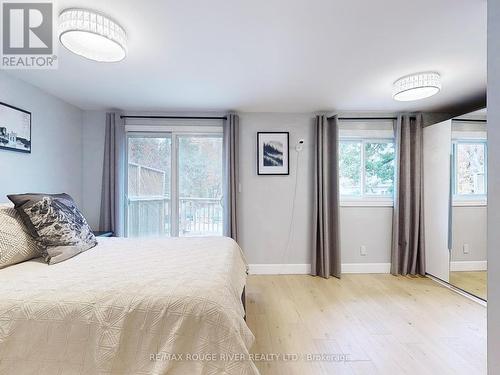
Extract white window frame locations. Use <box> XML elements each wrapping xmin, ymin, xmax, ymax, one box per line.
<box><xmin>125</xmin><ymin>127</ymin><xmax>224</xmax><ymax>237</ymax></box>
<box><xmin>451</xmin><ymin>139</ymin><xmax>487</xmax><ymax>207</ymax></box>
<box><xmin>339</xmin><ymin>137</ymin><xmax>395</xmax><ymax>207</ymax></box>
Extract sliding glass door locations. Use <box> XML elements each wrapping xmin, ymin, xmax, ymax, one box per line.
<box><xmin>127</xmin><ymin>134</ymin><xmax>172</xmax><ymax>237</ymax></box>
<box><xmin>126</xmin><ymin>132</ymin><xmax>223</xmax><ymax>237</ymax></box>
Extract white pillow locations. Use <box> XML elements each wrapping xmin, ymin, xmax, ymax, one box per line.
<box><xmin>0</xmin><ymin>206</ymin><xmax>40</xmax><ymax>269</ymax></box>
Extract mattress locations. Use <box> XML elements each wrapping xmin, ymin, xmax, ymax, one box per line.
<box><xmin>0</xmin><ymin>236</ymin><xmax>259</xmax><ymax>375</ymax></box>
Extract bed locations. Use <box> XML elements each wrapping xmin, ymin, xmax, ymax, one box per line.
<box><xmin>0</xmin><ymin>236</ymin><xmax>259</xmax><ymax>375</ymax></box>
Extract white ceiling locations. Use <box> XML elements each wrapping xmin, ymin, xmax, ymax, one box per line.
<box><xmin>7</xmin><ymin>0</ymin><xmax>486</xmax><ymax>113</ymax></box>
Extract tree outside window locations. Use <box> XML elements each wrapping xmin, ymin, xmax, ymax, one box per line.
<box><xmin>453</xmin><ymin>141</ymin><xmax>487</xmax><ymax>198</ymax></box>
<box><xmin>339</xmin><ymin>140</ymin><xmax>395</xmax><ymax>201</ymax></box>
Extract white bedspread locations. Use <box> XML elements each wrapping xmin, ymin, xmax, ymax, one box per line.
<box><xmin>0</xmin><ymin>236</ymin><xmax>259</xmax><ymax>375</ymax></box>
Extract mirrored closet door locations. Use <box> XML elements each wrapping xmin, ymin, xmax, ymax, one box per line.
<box><xmin>423</xmin><ymin>109</ymin><xmax>487</xmax><ymax>301</ymax></box>
<box><xmin>449</xmin><ymin>109</ymin><xmax>487</xmax><ymax>300</ymax></box>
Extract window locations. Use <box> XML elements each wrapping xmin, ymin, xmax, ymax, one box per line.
<box><xmin>126</xmin><ymin>131</ymin><xmax>223</xmax><ymax>237</ymax></box>
<box><xmin>452</xmin><ymin>140</ymin><xmax>487</xmax><ymax>203</ymax></box>
<box><xmin>339</xmin><ymin>139</ymin><xmax>395</xmax><ymax>204</ymax></box>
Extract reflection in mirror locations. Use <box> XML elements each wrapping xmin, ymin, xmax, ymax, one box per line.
<box><xmin>449</xmin><ymin>108</ymin><xmax>487</xmax><ymax>300</ymax></box>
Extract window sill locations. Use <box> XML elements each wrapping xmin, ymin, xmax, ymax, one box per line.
<box><xmin>340</xmin><ymin>200</ymin><xmax>394</xmax><ymax>208</ymax></box>
<box><xmin>452</xmin><ymin>200</ymin><xmax>487</xmax><ymax>207</ymax></box>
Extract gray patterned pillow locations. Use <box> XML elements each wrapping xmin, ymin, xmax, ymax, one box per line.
<box><xmin>0</xmin><ymin>205</ymin><xmax>41</xmax><ymax>269</ymax></box>
<box><xmin>7</xmin><ymin>193</ymin><xmax>97</xmax><ymax>265</ymax></box>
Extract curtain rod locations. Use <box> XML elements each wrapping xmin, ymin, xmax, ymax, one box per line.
<box><xmin>452</xmin><ymin>118</ymin><xmax>487</xmax><ymax>123</ymax></box>
<box><xmin>120</xmin><ymin>115</ymin><xmax>227</xmax><ymax>120</ymax></box>
<box><xmin>328</xmin><ymin>116</ymin><xmax>398</xmax><ymax>121</ymax></box>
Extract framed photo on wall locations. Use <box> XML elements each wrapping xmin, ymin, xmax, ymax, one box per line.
<box><xmin>0</xmin><ymin>102</ymin><xmax>31</xmax><ymax>153</ymax></box>
<box><xmin>257</xmin><ymin>132</ymin><xmax>289</xmax><ymax>175</ymax></box>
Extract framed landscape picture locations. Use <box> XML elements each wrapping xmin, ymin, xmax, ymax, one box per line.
<box><xmin>0</xmin><ymin>102</ymin><xmax>31</xmax><ymax>153</ymax></box>
<box><xmin>257</xmin><ymin>132</ymin><xmax>289</xmax><ymax>175</ymax></box>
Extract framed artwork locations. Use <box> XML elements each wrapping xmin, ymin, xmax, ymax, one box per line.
<box><xmin>0</xmin><ymin>102</ymin><xmax>31</xmax><ymax>153</ymax></box>
<box><xmin>257</xmin><ymin>132</ymin><xmax>289</xmax><ymax>175</ymax></box>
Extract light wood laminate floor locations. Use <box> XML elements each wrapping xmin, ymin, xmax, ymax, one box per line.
<box><xmin>246</xmin><ymin>274</ymin><xmax>486</xmax><ymax>375</ymax></box>
<box><xmin>450</xmin><ymin>271</ymin><xmax>487</xmax><ymax>300</ymax></box>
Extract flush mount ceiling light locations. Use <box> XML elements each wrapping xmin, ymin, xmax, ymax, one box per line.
<box><xmin>393</xmin><ymin>72</ymin><xmax>441</xmax><ymax>101</ymax></box>
<box><xmin>59</xmin><ymin>8</ymin><xmax>127</xmax><ymax>62</ymax></box>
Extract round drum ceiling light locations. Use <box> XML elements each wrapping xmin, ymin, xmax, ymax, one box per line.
<box><xmin>393</xmin><ymin>72</ymin><xmax>441</xmax><ymax>101</ymax></box>
<box><xmin>59</xmin><ymin>8</ymin><xmax>127</xmax><ymax>62</ymax></box>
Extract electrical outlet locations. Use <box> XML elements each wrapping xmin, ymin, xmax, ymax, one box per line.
<box><xmin>360</xmin><ymin>245</ymin><xmax>367</xmax><ymax>256</ymax></box>
<box><xmin>463</xmin><ymin>243</ymin><xmax>470</xmax><ymax>254</ymax></box>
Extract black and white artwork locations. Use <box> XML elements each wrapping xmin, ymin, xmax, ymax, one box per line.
<box><xmin>0</xmin><ymin>102</ymin><xmax>31</xmax><ymax>153</ymax></box>
<box><xmin>257</xmin><ymin>132</ymin><xmax>289</xmax><ymax>175</ymax></box>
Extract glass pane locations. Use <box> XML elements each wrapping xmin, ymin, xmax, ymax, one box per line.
<box><xmin>127</xmin><ymin>136</ymin><xmax>171</xmax><ymax>237</ymax></box>
<box><xmin>364</xmin><ymin>142</ymin><xmax>395</xmax><ymax>196</ymax></box>
<box><xmin>455</xmin><ymin>143</ymin><xmax>486</xmax><ymax>195</ymax></box>
<box><xmin>339</xmin><ymin>141</ymin><xmax>362</xmax><ymax>196</ymax></box>
<box><xmin>178</xmin><ymin>136</ymin><xmax>223</xmax><ymax>236</ymax></box>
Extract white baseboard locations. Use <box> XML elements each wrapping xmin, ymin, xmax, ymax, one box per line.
<box><xmin>248</xmin><ymin>263</ymin><xmax>391</xmax><ymax>275</ymax></box>
<box><xmin>341</xmin><ymin>263</ymin><xmax>391</xmax><ymax>274</ymax></box>
<box><xmin>248</xmin><ymin>264</ymin><xmax>311</xmax><ymax>275</ymax></box>
<box><xmin>450</xmin><ymin>261</ymin><xmax>487</xmax><ymax>272</ymax></box>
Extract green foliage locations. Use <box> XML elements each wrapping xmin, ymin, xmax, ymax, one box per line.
<box><xmin>364</xmin><ymin>142</ymin><xmax>395</xmax><ymax>194</ymax></box>
<box><xmin>339</xmin><ymin>141</ymin><xmax>395</xmax><ymax>196</ymax></box>
<box><xmin>339</xmin><ymin>142</ymin><xmax>362</xmax><ymax>195</ymax></box>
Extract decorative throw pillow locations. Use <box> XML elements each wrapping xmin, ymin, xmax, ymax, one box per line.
<box><xmin>7</xmin><ymin>193</ymin><xmax>97</xmax><ymax>265</ymax></box>
<box><xmin>0</xmin><ymin>205</ymin><xmax>41</xmax><ymax>269</ymax></box>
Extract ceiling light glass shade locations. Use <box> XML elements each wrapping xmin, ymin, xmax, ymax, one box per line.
<box><xmin>59</xmin><ymin>9</ymin><xmax>127</xmax><ymax>62</ymax></box>
<box><xmin>393</xmin><ymin>72</ymin><xmax>441</xmax><ymax>101</ymax></box>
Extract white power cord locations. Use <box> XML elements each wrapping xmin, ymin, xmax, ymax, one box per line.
<box><xmin>279</xmin><ymin>144</ymin><xmax>302</xmax><ymax>274</ymax></box>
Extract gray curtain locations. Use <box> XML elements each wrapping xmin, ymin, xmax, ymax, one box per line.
<box><xmin>222</xmin><ymin>113</ymin><xmax>239</xmax><ymax>241</ymax></box>
<box><xmin>99</xmin><ymin>112</ymin><xmax>126</xmax><ymax>237</ymax></box>
<box><xmin>391</xmin><ymin>114</ymin><xmax>425</xmax><ymax>276</ymax></box>
<box><xmin>312</xmin><ymin>114</ymin><xmax>341</xmax><ymax>278</ymax></box>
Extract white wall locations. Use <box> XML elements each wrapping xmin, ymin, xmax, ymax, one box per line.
<box><xmin>0</xmin><ymin>72</ymin><xmax>83</xmax><ymax>205</ymax></box>
<box><xmin>340</xmin><ymin>206</ymin><xmax>392</xmax><ymax>263</ymax></box>
<box><xmin>488</xmin><ymin>1</ymin><xmax>500</xmax><ymax>371</ymax></box>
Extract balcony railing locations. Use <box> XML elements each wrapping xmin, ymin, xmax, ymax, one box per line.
<box><xmin>127</xmin><ymin>196</ymin><xmax>222</xmax><ymax>237</ymax></box>
<box><xmin>179</xmin><ymin>197</ymin><xmax>223</xmax><ymax>236</ymax></box>
<box><xmin>127</xmin><ymin>196</ymin><xmax>170</xmax><ymax>237</ymax></box>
